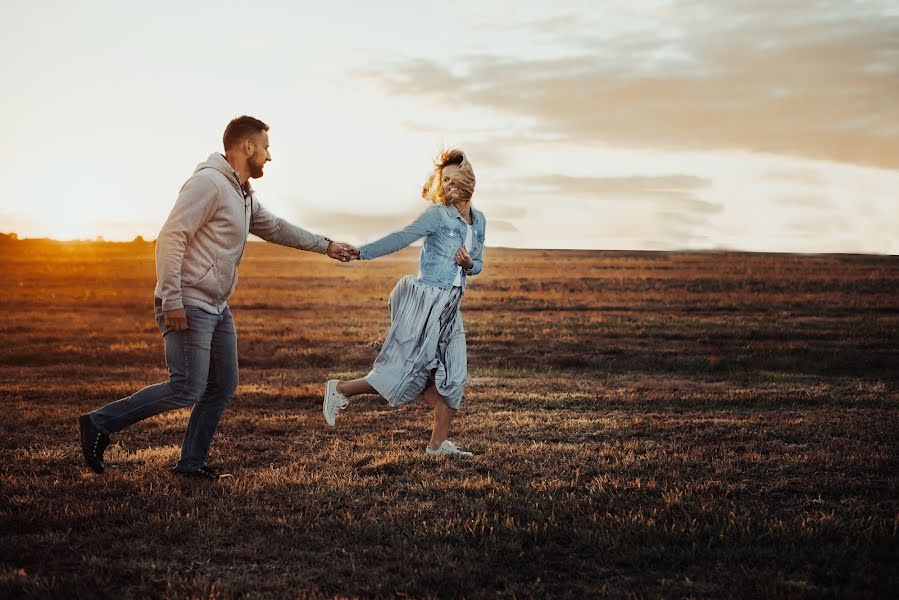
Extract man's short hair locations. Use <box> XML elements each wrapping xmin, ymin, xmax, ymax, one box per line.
<box><xmin>223</xmin><ymin>115</ymin><xmax>269</xmax><ymax>151</ymax></box>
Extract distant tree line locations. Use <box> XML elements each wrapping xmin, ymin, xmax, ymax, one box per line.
<box><xmin>0</xmin><ymin>233</ymin><xmax>154</xmax><ymax>243</ymax></box>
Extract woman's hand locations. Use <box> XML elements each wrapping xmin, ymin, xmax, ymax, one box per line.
<box><xmin>455</xmin><ymin>247</ymin><xmax>474</xmax><ymax>270</ymax></box>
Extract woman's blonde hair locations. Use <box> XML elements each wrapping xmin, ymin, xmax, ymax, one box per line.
<box><xmin>421</xmin><ymin>148</ymin><xmax>476</xmax><ymax>204</ymax></box>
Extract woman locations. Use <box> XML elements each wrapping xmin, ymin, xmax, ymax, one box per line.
<box><xmin>323</xmin><ymin>149</ymin><xmax>486</xmax><ymax>457</ymax></box>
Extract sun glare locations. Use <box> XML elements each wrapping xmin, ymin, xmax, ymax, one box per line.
<box><xmin>41</xmin><ymin>221</ymin><xmax>106</xmax><ymax>242</ymax></box>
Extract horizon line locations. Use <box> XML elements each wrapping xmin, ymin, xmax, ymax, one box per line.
<box><xmin>1</xmin><ymin>233</ymin><xmax>895</xmax><ymax>258</ymax></box>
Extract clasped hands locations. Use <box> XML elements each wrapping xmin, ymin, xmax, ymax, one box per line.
<box><xmin>326</xmin><ymin>241</ymin><xmax>360</xmax><ymax>263</ymax></box>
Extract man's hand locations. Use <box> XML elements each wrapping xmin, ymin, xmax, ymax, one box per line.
<box><xmin>455</xmin><ymin>246</ymin><xmax>474</xmax><ymax>270</ymax></box>
<box><xmin>164</xmin><ymin>308</ymin><xmax>188</xmax><ymax>331</ymax></box>
<box><xmin>327</xmin><ymin>241</ymin><xmax>359</xmax><ymax>263</ymax></box>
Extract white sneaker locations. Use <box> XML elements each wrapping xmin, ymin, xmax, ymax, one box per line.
<box><xmin>425</xmin><ymin>440</ymin><xmax>473</xmax><ymax>458</ymax></box>
<box><xmin>323</xmin><ymin>379</ymin><xmax>348</xmax><ymax>426</ymax></box>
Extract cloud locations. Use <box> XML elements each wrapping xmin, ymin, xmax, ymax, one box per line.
<box><xmin>487</xmin><ymin>219</ymin><xmax>519</xmax><ymax>234</ymax></box>
<box><xmin>483</xmin><ymin>203</ymin><xmax>528</xmax><ymax>220</ymax></box>
<box><xmin>302</xmin><ymin>209</ymin><xmax>422</xmax><ymax>242</ymax></box>
<box><xmin>785</xmin><ymin>214</ymin><xmax>845</xmax><ymax>236</ymax></box>
<box><xmin>523</xmin><ymin>174</ymin><xmax>712</xmax><ymax>196</ymax></box>
<box><xmin>503</xmin><ymin>172</ymin><xmax>722</xmax><ymax>248</ymax></box>
<box><xmin>513</xmin><ymin>174</ymin><xmax>721</xmax><ymax>220</ymax></box>
<box><xmin>778</xmin><ymin>194</ymin><xmax>833</xmax><ymax>210</ymax></box>
<box><xmin>764</xmin><ymin>168</ymin><xmax>829</xmax><ymax>186</ymax></box>
<box><xmin>364</xmin><ymin>1</ymin><xmax>899</xmax><ymax>170</ymax></box>
<box><xmin>460</xmin><ymin>143</ymin><xmax>509</xmax><ymax>169</ymax></box>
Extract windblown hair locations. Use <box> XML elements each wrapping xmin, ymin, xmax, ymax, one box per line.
<box><xmin>422</xmin><ymin>148</ymin><xmax>476</xmax><ymax>204</ymax></box>
<box><xmin>223</xmin><ymin>115</ymin><xmax>269</xmax><ymax>151</ymax></box>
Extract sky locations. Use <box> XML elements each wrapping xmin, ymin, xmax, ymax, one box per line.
<box><xmin>1</xmin><ymin>0</ymin><xmax>897</xmax><ymax>253</ymax></box>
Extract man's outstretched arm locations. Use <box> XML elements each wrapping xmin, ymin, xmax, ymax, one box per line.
<box><xmin>250</xmin><ymin>198</ymin><xmax>357</xmax><ymax>261</ymax></box>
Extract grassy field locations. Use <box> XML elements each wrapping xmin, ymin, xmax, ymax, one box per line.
<box><xmin>1</xmin><ymin>238</ymin><xmax>897</xmax><ymax>598</ymax></box>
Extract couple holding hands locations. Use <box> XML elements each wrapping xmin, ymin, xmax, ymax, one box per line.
<box><xmin>78</xmin><ymin>115</ymin><xmax>486</xmax><ymax>480</ymax></box>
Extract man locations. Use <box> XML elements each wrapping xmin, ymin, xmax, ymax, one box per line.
<box><xmin>78</xmin><ymin>115</ymin><xmax>357</xmax><ymax>480</ymax></box>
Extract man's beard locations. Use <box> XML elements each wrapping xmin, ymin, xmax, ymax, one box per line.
<box><xmin>248</xmin><ymin>155</ymin><xmax>265</xmax><ymax>179</ymax></box>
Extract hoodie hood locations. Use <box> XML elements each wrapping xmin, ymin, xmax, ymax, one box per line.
<box><xmin>193</xmin><ymin>153</ymin><xmax>252</xmax><ymax>195</ymax></box>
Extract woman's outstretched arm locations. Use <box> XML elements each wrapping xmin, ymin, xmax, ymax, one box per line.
<box><xmin>359</xmin><ymin>205</ymin><xmax>441</xmax><ymax>260</ymax></box>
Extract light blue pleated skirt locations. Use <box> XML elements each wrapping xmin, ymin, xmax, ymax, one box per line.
<box><xmin>365</xmin><ymin>275</ymin><xmax>467</xmax><ymax>409</ymax></box>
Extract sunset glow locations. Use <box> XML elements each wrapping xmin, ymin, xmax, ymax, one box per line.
<box><xmin>1</xmin><ymin>1</ymin><xmax>897</xmax><ymax>253</ymax></box>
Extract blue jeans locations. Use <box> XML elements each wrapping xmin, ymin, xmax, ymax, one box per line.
<box><xmin>90</xmin><ymin>299</ymin><xmax>238</xmax><ymax>471</ymax></box>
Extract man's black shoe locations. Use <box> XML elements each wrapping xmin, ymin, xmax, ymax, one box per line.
<box><xmin>78</xmin><ymin>414</ymin><xmax>110</xmax><ymax>474</ymax></box>
<box><xmin>171</xmin><ymin>465</ymin><xmax>233</xmax><ymax>481</ymax></box>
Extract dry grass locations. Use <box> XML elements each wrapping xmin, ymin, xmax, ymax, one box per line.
<box><xmin>1</xmin><ymin>238</ymin><xmax>897</xmax><ymax>598</ymax></box>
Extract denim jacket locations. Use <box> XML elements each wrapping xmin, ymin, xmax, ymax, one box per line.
<box><xmin>359</xmin><ymin>203</ymin><xmax>486</xmax><ymax>290</ymax></box>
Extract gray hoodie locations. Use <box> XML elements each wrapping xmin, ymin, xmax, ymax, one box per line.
<box><xmin>154</xmin><ymin>153</ymin><xmax>329</xmax><ymax>314</ymax></box>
